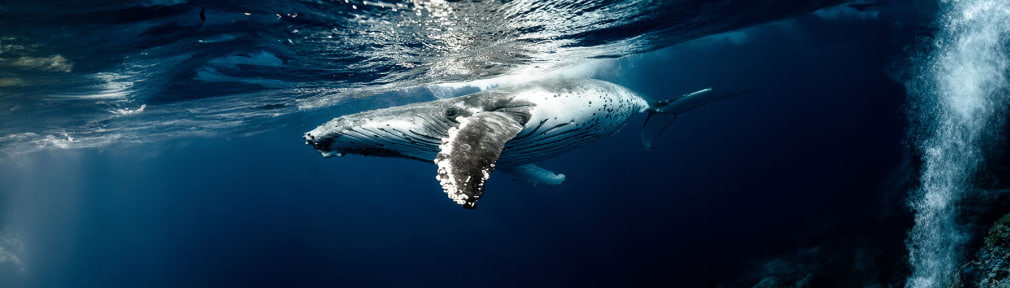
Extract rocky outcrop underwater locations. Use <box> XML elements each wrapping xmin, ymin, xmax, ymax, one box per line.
<box><xmin>955</xmin><ymin>212</ymin><xmax>1010</xmax><ymax>288</ymax></box>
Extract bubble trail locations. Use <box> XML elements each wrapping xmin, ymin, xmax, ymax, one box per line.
<box><xmin>906</xmin><ymin>1</ymin><xmax>1010</xmax><ymax>287</ymax></box>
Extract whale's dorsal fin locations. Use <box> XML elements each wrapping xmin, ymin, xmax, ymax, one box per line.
<box><xmin>500</xmin><ymin>164</ymin><xmax>566</xmax><ymax>185</ymax></box>
<box><xmin>436</xmin><ymin>111</ymin><xmax>527</xmax><ymax>209</ymax></box>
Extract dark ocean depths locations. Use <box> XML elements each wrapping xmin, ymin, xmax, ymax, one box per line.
<box><xmin>6</xmin><ymin>0</ymin><xmax>1007</xmax><ymax>287</ymax></box>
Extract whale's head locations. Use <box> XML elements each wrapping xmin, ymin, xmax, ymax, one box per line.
<box><xmin>304</xmin><ymin>94</ymin><xmax>533</xmax><ymax>162</ymax></box>
<box><xmin>303</xmin><ymin>91</ymin><xmax>541</xmax><ymax>160</ymax></box>
<box><xmin>303</xmin><ymin>103</ymin><xmax>450</xmax><ymax>160</ymax></box>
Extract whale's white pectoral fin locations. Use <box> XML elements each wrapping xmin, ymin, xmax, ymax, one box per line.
<box><xmin>500</xmin><ymin>164</ymin><xmax>566</xmax><ymax>185</ymax></box>
<box><xmin>435</xmin><ymin>112</ymin><xmax>526</xmax><ymax>209</ymax></box>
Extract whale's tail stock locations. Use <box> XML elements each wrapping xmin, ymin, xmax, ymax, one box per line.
<box><xmin>641</xmin><ymin>87</ymin><xmax>758</xmax><ymax>149</ymax></box>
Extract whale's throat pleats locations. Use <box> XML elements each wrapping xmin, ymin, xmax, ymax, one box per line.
<box><xmin>435</xmin><ymin>111</ymin><xmax>528</xmax><ymax>209</ymax></box>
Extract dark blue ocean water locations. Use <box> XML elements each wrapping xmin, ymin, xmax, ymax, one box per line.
<box><xmin>4</xmin><ymin>1</ymin><xmax>991</xmax><ymax>287</ymax></box>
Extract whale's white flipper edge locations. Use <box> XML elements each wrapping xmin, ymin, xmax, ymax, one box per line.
<box><xmin>435</xmin><ymin>111</ymin><xmax>528</xmax><ymax>209</ymax></box>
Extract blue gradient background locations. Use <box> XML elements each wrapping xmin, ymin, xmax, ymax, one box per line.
<box><xmin>0</xmin><ymin>9</ymin><xmax>921</xmax><ymax>288</ymax></box>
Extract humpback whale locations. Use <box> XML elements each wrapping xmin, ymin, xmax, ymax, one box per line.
<box><xmin>304</xmin><ymin>79</ymin><xmax>741</xmax><ymax>208</ymax></box>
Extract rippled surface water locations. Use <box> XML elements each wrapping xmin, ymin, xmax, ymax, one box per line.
<box><xmin>0</xmin><ymin>0</ymin><xmax>841</xmax><ymax>157</ymax></box>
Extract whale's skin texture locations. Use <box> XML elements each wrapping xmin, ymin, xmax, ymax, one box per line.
<box><xmin>304</xmin><ymin>79</ymin><xmax>647</xmax><ymax>165</ymax></box>
<box><xmin>304</xmin><ymin>79</ymin><xmax>649</xmax><ymax>208</ymax></box>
